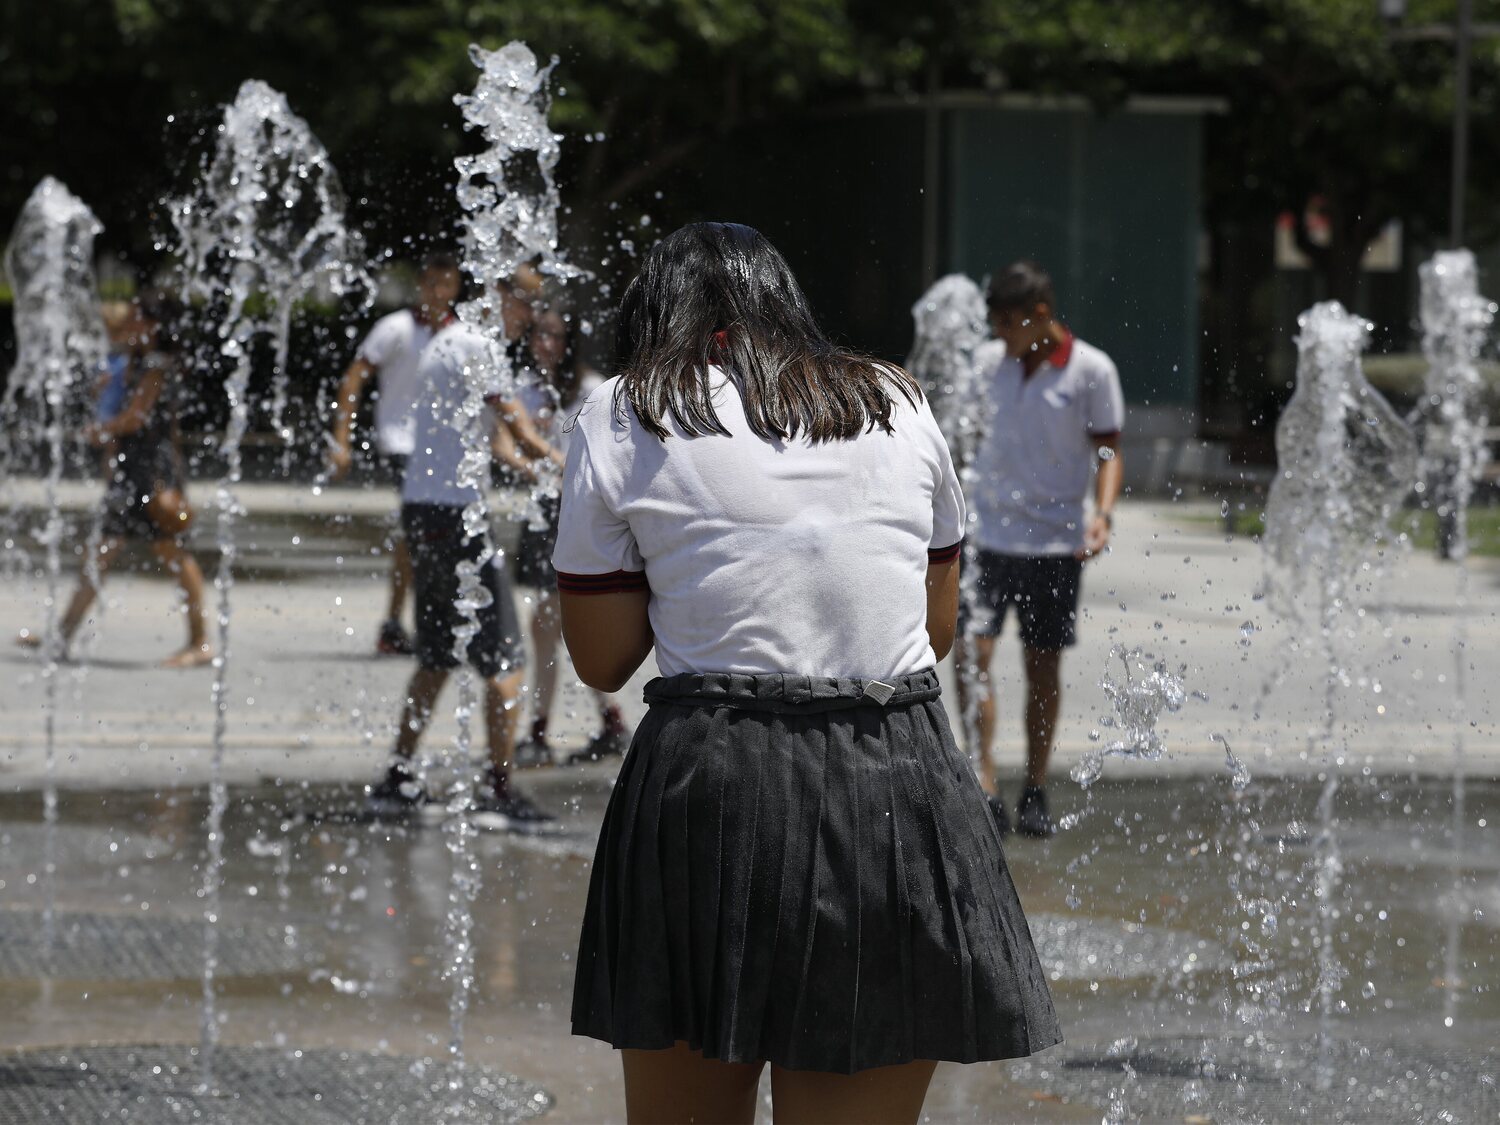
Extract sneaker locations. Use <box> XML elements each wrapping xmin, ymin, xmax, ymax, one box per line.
<box><xmin>1016</xmin><ymin>785</ymin><xmax>1055</xmax><ymax>838</ymax></box>
<box><xmin>512</xmin><ymin>736</ymin><xmax>554</xmax><ymax>769</ymax></box>
<box><xmin>363</xmin><ymin>768</ymin><xmax>427</xmax><ymax>821</ymax></box>
<box><xmin>376</xmin><ymin>620</ymin><xmax>414</xmax><ymax>656</ymax></box>
<box><xmin>986</xmin><ymin>792</ymin><xmax>1011</xmax><ymax>837</ymax></box>
<box><xmin>471</xmin><ymin>788</ymin><xmax>558</xmax><ymax>834</ymax></box>
<box><xmin>563</xmin><ymin>728</ymin><xmax>627</xmax><ymax>767</ymax></box>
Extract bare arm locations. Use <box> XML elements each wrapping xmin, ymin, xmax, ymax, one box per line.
<box><xmin>489</xmin><ymin>407</ymin><xmax>538</xmax><ymax>483</ymax></box>
<box><xmin>559</xmin><ymin>589</ymin><xmax>654</xmax><ymax>693</ymax></box>
<box><xmin>925</xmin><ymin>557</ymin><xmax>960</xmax><ymax>662</ymax></box>
<box><xmin>329</xmin><ymin>358</ymin><xmax>376</xmax><ymax>478</ymax></box>
<box><xmin>1080</xmin><ymin>433</ymin><xmax>1123</xmax><ymax>559</ymax></box>
<box><xmin>496</xmin><ymin>396</ymin><xmax>564</xmax><ymax>465</ymax></box>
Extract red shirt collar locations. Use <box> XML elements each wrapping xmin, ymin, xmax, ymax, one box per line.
<box><xmin>1045</xmin><ymin>326</ymin><xmax>1074</xmax><ymax>368</ymax></box>
<box><xmin>1021</xmin><ymin>326</ymin><xmax>1073</xmax><ymax>377</ymax></box>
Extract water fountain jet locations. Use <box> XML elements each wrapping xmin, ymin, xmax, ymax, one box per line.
<box><xmin>440</xmin><ymin>40</ymin><xmax>580</xmax><ymax>1111</ymax></box>
<box><xmin>169</xmin><ymin>79</ymin><xmax>365</xmax><ymax>1089</ymax></box>
<box><xmin>2</xmin><ymin>177</ymin><xmax>107</xmax><ymax>954</ymax></box>
<box><xmin>1261</xmin><ymin>299</ymin><xmax>1416</xmax><ymax>1082</ymax></box>
<box><xmin>1413</xmin><ymin>249</ymin><xmax>1496</xmax><ymax>1028</ymax></box>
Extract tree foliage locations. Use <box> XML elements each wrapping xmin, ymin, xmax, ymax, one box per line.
<box><xmin>1</xmin><ymin>0</ymin><xmax>1497</xmax><ymax>300</ymax></box>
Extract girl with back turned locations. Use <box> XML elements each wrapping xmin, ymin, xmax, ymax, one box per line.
<box><xmin>555</xmin><ymin>223</ymin><xmax>1060</xmax><ymax>1124</ymax></box>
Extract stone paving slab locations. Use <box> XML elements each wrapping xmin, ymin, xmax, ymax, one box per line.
<box><xmin>1011</xmin><ymin>1034</ymin><xmax>1500</xmax><ymax>1123</ymax></box>
<box><xmin>3</xmin><ymin>497</ymin><xmax>1499</xmax><ymax>791</ymax></box>
<box><xmin>0</xmin><ymin>1044</ymin><xmax>552</xmax><ymax>1124</ymax></box>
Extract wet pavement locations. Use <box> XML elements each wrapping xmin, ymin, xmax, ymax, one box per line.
<box><xmin>2</xmin><ymin>491</ymin><xmax>1500</xmax><ymax>1120</ymax></box>
<box><xmin>0</xmin><ymin>771</ymin><xmax>1495</xmax><ymax>1122</ymax></box>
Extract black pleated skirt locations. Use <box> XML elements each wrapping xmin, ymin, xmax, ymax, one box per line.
<box><xmin>570</xmin><ymin>669</ymin><xmax>1062</xmax><ymax>1074</ymax></box>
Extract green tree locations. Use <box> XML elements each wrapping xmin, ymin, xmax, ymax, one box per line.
<box><xmin>2</xmin><ymin>0</ymin><xmax>1497</xmax><ymax>306</ymax></box>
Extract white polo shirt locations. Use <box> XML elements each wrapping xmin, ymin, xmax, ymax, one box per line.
<box><xmin>969</xmin><ymin>331</ymin><xmax>1124</xmax><ymax>556</ymax></box>
<box><xmin>356</xmin><ymin>309</ymin><xmax>444</xmax><ymax>457</ymax></box>
<box><xmin>403</xmin><ymin>323</ymin><xmax>507</xmax><ymax>507</ymax></box>
<box><xmin>552</xmin><ymin>369</ymin><xmax>966</xmax><ymax>680</ymax></box>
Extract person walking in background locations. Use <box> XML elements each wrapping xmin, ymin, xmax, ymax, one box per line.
<box><xmin>17</xmin><ymin>292</ymin><xmax>211</xmax><ymax>668</ymax></box>
<box><xmin>558</xmin><ymin>223</ymin><xmax>1058</xmax><ymax>1124</ymax></box>
<box><xmin>954</xmin><ymin>261</ymin><xmax>1124</xmax><ymax>838</ymax></box>
<box><xmin>328</xmin><ymin>252</ymin><xmax>462</xmax><ymax>656</ymax></box>
<box><xmin>363</xmin><ymin>271</ymin><xmax>554</xmax><ymax>832</ymax></box>
<box><xmin>498</xmin><ymin>305</ymin><xmax>630</xmax><ymax>768</ymax></box>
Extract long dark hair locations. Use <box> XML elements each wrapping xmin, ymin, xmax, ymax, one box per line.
<box><xmin>614</xmin><ymin>222</ymin><xmax>918</xmax><ymax>442</ymax></box>
<box><xmin>529</xmin><ymin>306</ymin><xmax>585</xmax><ymax>406</ymax></box>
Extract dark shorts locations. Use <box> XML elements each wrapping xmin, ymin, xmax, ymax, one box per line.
<box><xmin>515</xmin><ymin>494</ymin><xmax>561</xmax><ymax>589</ymax></box>
<box><xmin>402</xmin><ymin>502</ymin><xmax>526</xmax><ymax>678</ymax></box>
<box><xmin>960</xmin><ymin>549</ymin><xmax>1083</xmax><ymax>650</ymax></box>
<box><xmin>379</xmin><ymin>452</ymin><xmax>409</xmax><ymax>491</ymax></box>
<box><xmin>100</xmin><ymin>448</ymin><xmax>185</xmax><ymax>541</ymax></box>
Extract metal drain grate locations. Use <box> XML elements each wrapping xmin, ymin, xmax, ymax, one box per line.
<box><xmin>0</xmin><ymin>910</ymin><xmax>310</xmax><ymax>981</ymax></box>
<box><xmin>0</xmin><ymin>1044</ymin><xmax>552</xmax><ymax>1124</ymax></box>
<box><xmin>1027</xmin><ymin>913</ymin><xmax>1230</xmax><ymax>982</ymax></box>
<box><xmin>1012</xmin><ymin>1035</ymin><xmax>1500</xmax><ymax>1122</ymax></box>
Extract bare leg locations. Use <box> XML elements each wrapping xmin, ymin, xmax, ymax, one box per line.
<box><xmin>152</xmin><ymin>537</ymin><xmax>212</xmax><ymax>667</ymax></box>
<box><xmin>1022</xmin><ymin>645</ymin><xmax>1063</xmax><ymax>786</ymax></box>
<box><xmin>484</xmin><ymin>668</ymin><xmax>524</xmax><ymax>776</ymax></box>
<box><xmin>953</xmin><ymin>632</ymin><xmax>999</xmax><ymax>794</ymax></box>
<box><xmin>22</xmin><ymin>535</ymin><xmax>125</xmax><ymax>650</ymax></box>
<box><xmin>770</xmin><ymin>1058</ymin><xmax>938</xmax><ymax>1125</ymax></box>
<box><xmin>529</xmin><ymin>592</ymin><xmax>562</xmax><ymax>734</ymax></box>
<box><xmin>387</xmin><ymin>537</ymin><xmax>412</xmax><ymax>624</ymax></box>
<box><xmin>395</xmin><ymin>665</ymin><xmax>449</xmax><ymax>762</ymax></box>
<box><xmin>621</xmin><ymin>1042</ymin><xmax>764</xmax><ymax>1125</ymax></box>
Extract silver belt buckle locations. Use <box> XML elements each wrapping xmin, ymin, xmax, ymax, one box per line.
<box><xmin>861</xmin><ymin>680</ymin><xmax>896</xmax><ymax>706</ymax></box>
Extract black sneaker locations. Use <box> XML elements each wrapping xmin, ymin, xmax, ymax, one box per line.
<box><xmin>471</xmin><ymin>788</ymin><xmax>558</xmax><ymax>835</ymax></box>
<box><xmin>364</xmin><ymin>768</ymin><xmax>427</xmax><ymax>820</ymax></box>
<box><xmin>563</xmin><ymin>728</ymin><xmax>627</xmax><ymax>767</ymax></box>
<box><xmin>1016</xmin><ymin>785</ymin><xmax>1055</xmax><ymax>838</ymax></box>
<box><xmin>986</xmin><ymin>793</ymin><xmax>1011</xmax><ymax>837</ymax></box>
<box><xmin>376</xmin><ymin>620</ymin><xmax>414</xmax><ymax>656</ymax></box>
<box><xmin>512</xmin><ymin>736</ymin><xmax>554</xmax><ymax>769</ymax></box>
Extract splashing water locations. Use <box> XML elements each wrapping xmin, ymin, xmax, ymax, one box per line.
<box><xmin>1070</xmin><ymin>646</ymin><xmax>1185</xmax><ymax>789</ymax></box>
<box><xmin>441</xmin><ymin>41</ymin><xmax>578</xmax><ymax>1111</ymax></box>
<box><xmin>1212</xmin><ymin>732</ymin><xmax>1251</xmax><ymax>792</ymax></box>
<box><xmin>1415</xmin><ymin>250</ymin><xmax>1494</xmax><ymax>563</ymax></box>
<box><xmin>906</xmin><ymin>274</ymin><xmax>992</xmax><ymax>454</ymax></box>
<box><xmin>2</xmin><ymin>178</ymin><xmax>106</xmax><ymax>956</ymax></box>
<box><xmin>174</xmin><ymin>80</ymin><xmax>367</xmax><ymax>450</ymax></box>
<box><xmin>1261</xmin><ymin>301</ymin><xmax>1417</xmax><ymax>1087</ymax></box>
<box><xmin>1262</xmin><ymin>302</ymin><xmax>1417</xmax><ymax>630</ymax></box>
<box><xmin>170</xmin><ymin>80</ymin><xmax>364</xmax><ymax>1091</ymax></box>
<box><xmin>1415</xmin><ymin>251</ymin><xmax>1497</xmax><ymax>1030</ymax></box>
<box><xmin>906</xmin><ymin>275</ymin><xmax>1003</xmax><ymax>765</ymax></box>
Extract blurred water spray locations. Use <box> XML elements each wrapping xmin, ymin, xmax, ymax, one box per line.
<box><xmin>169</xmin><ymin>79</ymin><xmax>365</xmax><ymax>1091</ymax></box>
<box><xmin>1262</xmin><ymin>300</ymin><xmax>1416</xmax><ymax>1086</ymax></box>
<box><xmin>442</xmin><ymin>42</ymin><xmax>579</xmax><ymax>1114</ymax></box>
<box><xmin>1414</xmin><ymin>250</ymin><xmax>1497</xmax><ymax>1030</ymax></box>
<box><xmin>2</xmin><ymin>177</ymin><xmax>106</xmax><ymax>957</ymax></box>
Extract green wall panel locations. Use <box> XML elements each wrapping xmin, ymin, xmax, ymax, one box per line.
<box><xmin>946</xmin><ymin>107</ymin><xmax>1202</xmax><ymax>405</ymax></box>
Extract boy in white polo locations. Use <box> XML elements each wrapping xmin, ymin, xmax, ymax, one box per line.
<box><xmin>956</xmin><ymin>261</ymin><xmax>1124</xmax><ymax>837</ymax></box>
<box><xmin>329</xmin><ymin>252</ymin><xmax>461</xmax><ymax>655</ymax></box>
<box><xmin>364</xmin><ymin>269</ymin><xmax>560</xmax><ymax>832</ymax></box>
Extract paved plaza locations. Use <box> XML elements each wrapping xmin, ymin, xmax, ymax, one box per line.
<box><xmin>1</xmin><ymin>480</ymin><xmax>1498</xmax><ymax>1122</ymax></box>
<box><xmin>3</xmin><ymin>480</ymin><xmax>1498</xmax><ymax>789</ymax></box>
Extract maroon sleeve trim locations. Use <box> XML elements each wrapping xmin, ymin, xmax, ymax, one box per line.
<box><xmin>556</xmin><ymin>569</ymin><xmax>649</xmax><ymax>595</ymax></box>
<box><xmin>1089</xmin><ymin>429</ymin><xmax>1122</xmax><ymax>440</ymax></box>
<box><xmin>928</xmin><ymin>539</ymin><xmax>964</xmax><ymax>565</ymax></box>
